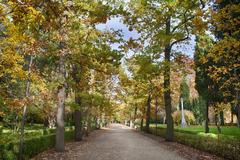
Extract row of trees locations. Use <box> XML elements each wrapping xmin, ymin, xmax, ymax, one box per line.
<box><xmin>0</xmin><ymin>0</ymin><xmax>239</xmax><ymax>158</ymax></box>
<box><xmin>117</xmin><ymin>0</ymin><xmax>239</xmax><ymax>141</ymax></box>
<box><xmin>0</xmin><ymin>0</ymin><xmax>124</xmax><ymax>159</ymax></box>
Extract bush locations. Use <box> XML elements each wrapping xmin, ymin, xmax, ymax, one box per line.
<box><xmin>172</xmin><ymin>110</ymin><xmax>196</xmax><ymax>125</ymax></box>
<box><xmin>0</xmin><ymin>130</ymin><xmax>74</xmax><ymax>160</ymax></box>
<box><xmin>0</xmin><ymin>126</ymin><xmax>2</xmax><ymax>134</ymax></box>
<box><xmin>149</xmin><ymin>127</ymin><xmax>240</xmax><ymax>160</ymax></box>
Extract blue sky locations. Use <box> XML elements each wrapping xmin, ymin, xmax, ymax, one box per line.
<box><xmin>96</xmin><ymin>17</ymin><xmax>195</xmax><ymax>58</ymax></box>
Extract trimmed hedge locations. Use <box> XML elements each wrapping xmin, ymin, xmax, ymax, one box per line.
<box><xmin>149</xmin><ymin>127</ymin><xmax>240</xmax><ymax>160</ymax></box>
<box><xmin>0</xmin><ymin>130</ymin><xmax>74</xmax><ymax>160</ymax></box>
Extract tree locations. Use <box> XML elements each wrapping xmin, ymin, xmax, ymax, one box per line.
<box><xmin>179</xmin><ymin>78</ymin><xmax>190</xmax><ymax>110</ymax></box>
<box><xmin>209</xmin><ymin>0</ymin><xmax>240</xmax><ymax>127</ymax></box>
<box><xmin>124</xmin><ymin>0</ymin><xmax>203</xmax><ymax>141</ymax></box>
<box><xmin>194</xmin><ymin>34</ymin><xmax>213</xmax><ymax>133</ymax></box>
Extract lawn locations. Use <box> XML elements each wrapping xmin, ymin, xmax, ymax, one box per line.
<box><xmin>149</xmin><ymin>124</ymin><xmax>240</xmax><ymax>137</ymax></box>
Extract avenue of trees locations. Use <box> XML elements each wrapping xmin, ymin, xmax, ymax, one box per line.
<box><xmin>0</xmin><ymin>0</ymin><xmax>239</xmax><ymax>159</ymax></box>
<box><xmin>118</xmin><ymin>0</ymin><xmax>239</xmax><ymax>136</ymax></box>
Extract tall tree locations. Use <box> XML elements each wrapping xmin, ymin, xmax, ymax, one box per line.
<box><xmin>209</xmin><ymin>0</ymin><xmax>240</xmax><ymax>127</ymax></box>
<box><xmin>124</xmin><ymin>0</ymin><xmax>203</xmax><ymax>141</ymax></box>
<box><xmin>194</xmin><ymin>34</ymin><xmax>213</xmax><ymax>133</ymax></box>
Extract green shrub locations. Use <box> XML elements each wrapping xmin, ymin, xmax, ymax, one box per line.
<box><xmin>172</xmin><ymin>110</ymin><xmax>196</xmax><ymax>125</ymax></box>
<box><xmin>0</xmin><ymin>130</ymin><xmax>74</xmax><ymax>160</ymax></box>
<box><xmin>149</xmin><ymin>127</ymin><xmax>240</xmax><ymax>160</ymax></box>
<box><xmin>0</xmin><ymin>126</ymin><xmax>3</xmax><ymax>134</ymax></box>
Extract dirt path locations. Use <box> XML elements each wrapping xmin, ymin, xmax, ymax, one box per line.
<box><xmin>33</xmin><ymin>124</ymin><xmax>223</xmax><ymax>160</ymax></box>
<box><xmin>33</xmin><ymin>124</ymin><xmax>221</xmax><ymax>160</ymax></box>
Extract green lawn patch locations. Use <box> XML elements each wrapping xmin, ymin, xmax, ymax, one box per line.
<box><xmin>147</xmin><ymin>124</ymin><xmax>240</xmax><ymax>160</ymax></box>
<box><xmin>149</xmin><ymin>124</ymin><xmax>240</xmax><ymax>136</ymax></box>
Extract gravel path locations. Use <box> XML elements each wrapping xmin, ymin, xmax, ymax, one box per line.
<box><xmin>33</xmin><ymin>124</ymin><xmax>186</xmax><ymax>160</ymax></box>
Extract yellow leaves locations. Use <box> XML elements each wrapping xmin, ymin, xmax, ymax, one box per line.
<box><xmin>0</xmin><ymin>47</ymin><xmax>26</xmax><ymax>80</ymax></box>
<box><xmin>196</xmin><ymin>9</ymin><xmax>204</xmax><ymax>17</ymax></box>
<box><xmin>211</xmin><ymin>3</ymin><xmax>240</xmax><ymax>37</ymax></box>
<box><xmin>192</xmin><ymin>16</ymin><xmax>207</xmax><ymax>34</ymax></box>
<box><xmin>211</xmin><ymin>102</ymin><xmax>231</xmax><ymax>113</ymax></box>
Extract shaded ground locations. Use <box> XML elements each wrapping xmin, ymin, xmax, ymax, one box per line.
<box><xmin>33</xmin><ymin>124</ymin><xmax>222</xmax><ymax>160</ymax></box>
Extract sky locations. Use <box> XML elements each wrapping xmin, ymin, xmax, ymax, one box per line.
<box><xmin>96</xmin><ymin>17</ymin><xmax>196</xmax><ymax>58</ymax></box>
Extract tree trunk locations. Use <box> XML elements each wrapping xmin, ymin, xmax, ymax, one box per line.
<box><xmin>133</xmin><ymin>107</ymin><xmax>137</xmax><ymax>128</ymax></box>
<box><xmin>134</xmin><ymin>107</ymin><xmax>137</xmax><ymax>120</ymax></box>
<box><xmin>155</xmin><ymin>96</ymin><xmax>158</xmax><ymax>135</ymax></box>
<box><xmin>86</xmin><ymin>115</ymin><xmax>91</xmax><ymax>136</ymax></box>
<box><xmin>205</xmin><ymin>100</ymin><xmax>209</xmax><ymax>133</ymax></box>
<box><xmin>145</xmin><ymin>94</ymin><xmax>151</xmax><ymax>133</ymax></box>
<box><xmin>215</xmin><ymin>113</ymin><xmax>221</xmax><ymax>134</ymax></box>
<box><xmin>164</xmin><ymin>16</ymin><xmax>174</xmax><ymax>141</ymax></box>
<box><xmin>237</xmin><ymin>89</ymin><xmax>240</xmax><ymax>128</ymax></box>
<box><xmin>220</xmin><ymin>111</ymin><xmax>224</xmax><ymax>126</ymax></box>
<box><xmin>74</xmin><ymin>88</ymin><xmax>83</xmax><ymax>140</ymax></box>
<box><xmin>237</xmin><ymin>108</ymin><xmax>240</xmax><ymax>128</ymax></box>
<box><xmin>140</xmin><ymin>118</ymin><xmax>144</xmax><ymax>131</ymax></box>
<box><xmin>55</xmin><ymin>55</ymin><xmax>66</xmax><ymax>152</ymax></box>
<box><xmin>74</xmin><ymin>109</ymin><xmax>83</xmax><ymax>140</ymax></box>
<box><xmin>19</xmin><ymin>55</ymin><xmax>33</xmax><ymax>160</ymax></box>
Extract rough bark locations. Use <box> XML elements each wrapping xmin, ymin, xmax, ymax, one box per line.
<box><xmin>145</xmin><ymin>94</ymin><xmax>151</xmax><ymax>133</ymax></box>
<box><xmin>55</xmin><ymin>55</ymin><xmax>66</xmax><ymax>152</ymax></box>
<box><xmin>164</xmin><ymin>17</ymin><xmax>174</xmax><ymax>141</ymax></box>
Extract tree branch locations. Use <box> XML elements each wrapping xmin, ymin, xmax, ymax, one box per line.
<box><xmin>170</xmin><ymin>36</ymin><xmax>189</xmax><ymax>49</ymax></box>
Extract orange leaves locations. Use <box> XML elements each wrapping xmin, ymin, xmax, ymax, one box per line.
<box><xmin>0</xmin><ymin>111</ymin><xmax>4</xmax><ymax>116</ymax></box>
<box><xmin>6</xmin><ymin>98</ymin><xmax>25</xmax><ymax>115</ymax></box>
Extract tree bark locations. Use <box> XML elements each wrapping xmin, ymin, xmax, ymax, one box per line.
<box><xmin>55</xmin><ymin>55</ymin><xmax>66</xmax><ymax>152</ymax></box>
<box><xmin>164</xmin><ymin>16</ymin><xmax>174</xmax><ymax>141</ymax></box>
<box><xmin>18</xmin><ymin>55</ymin><xmax>34</xmax><ymax>160</ymax></box>
<box><xmin>74</xmin><ymin>109</ymin><xmax>83</xmax><ymax>141</ymax></box>
<box><xmin>145</xmin><ymin>94</ymin><xmax>151</xmax><ymax>133</ymax></box>
<box><xmin>155</xmin><ymin>96</ymin><xmax>158</xmax><ymax>135</ymax></box>
<box><xmin>205</xmin><ymin>100</ymin><xmax>209</xmax><ymax>133</ymax></box>
<box><xmin>133</xmin><ymin>107</ymin><xmax>137</xmax><ymax>127</ymax></box>
<box><xmin>236</xmin><ymin>89</ymin><xmax>240</xmax><ymax>128</ymax></box>
<box><xmin>220</xmin><ymin>111</ymin><xmax>224</xmax><ymax>126</ymax></box>
<box><xmin>134</xmin><ymin>107</ymin><xmax>137</xmax><ymax>120</ymax></box>
<box><xmin>215</xmin><ymin>113</ymin><xmax>221</xmax><ymax>134</ymax></box>
<box><xmin>237</xmin><ymin>107</ymin><xmax>240</xmax><ymax>128</ymax></box>
<box><xmin>140</xmin><ymin>118</ymin><xmax>144</xmax><ymax>131</ymax></box>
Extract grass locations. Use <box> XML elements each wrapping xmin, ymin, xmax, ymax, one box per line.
<box><xmin>149</xmin><ymin>123</ymin><xmax>240</xmax><ymax>137</ymax></box>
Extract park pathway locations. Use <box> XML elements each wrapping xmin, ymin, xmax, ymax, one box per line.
<box><xmin>34</xmin><ymin>123</ymin><xmax>186</xmax><ymax>160</ymax></box>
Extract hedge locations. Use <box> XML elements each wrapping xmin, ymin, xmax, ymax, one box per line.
<box><xmin>148</xmin><ymin>127</ymin><xmax>240</xmax><ymax>160</ymax></box>
<box><xmin>0</xmin><ymin>130</ymin><xmax>74</xmax><ymax>160</ymax></box>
